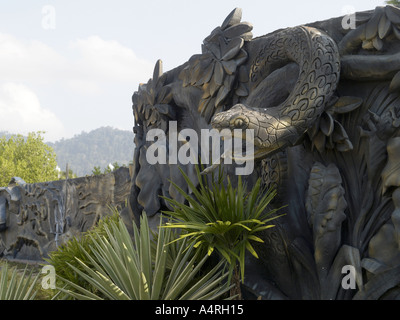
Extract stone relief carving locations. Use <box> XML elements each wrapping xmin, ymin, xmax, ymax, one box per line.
<box><xmin>0</xmin><ymin>167</ymin><xmax>132</xmax><ymax>261</ymax></box>
<box><xmin>0</xmin><ymin>5</ymin><xmax>399</xmax><ymax>300</ymax></box>
<box><xmin>130</xmin><ymin>6</ymin><xmax>400</xmax><ymax>299</ymax></box>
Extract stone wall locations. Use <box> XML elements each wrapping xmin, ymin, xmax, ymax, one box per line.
<box><xmin>0</xmin><ymin>167</ymin><xmax>133</xmax><ymax>261</ymax></box>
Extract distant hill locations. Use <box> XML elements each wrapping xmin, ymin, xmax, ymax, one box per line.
<box><xmin>47</xmin><ymin>127</ymin><xmax>135</xmax><ymax>177</ymax></box>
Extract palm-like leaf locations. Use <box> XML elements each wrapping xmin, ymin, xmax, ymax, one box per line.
<box><xmin>0</xmin><ymin>263</ymin><xmax>39</xmax><ymax>300</ymax></box>
<box><xmin>161</xmin><ymin>165</ymin><xmax>284</xmax><ymax>284</ymax></box>
<box><xmin>56</xmin><ymin>214</ymin><xmax>231</xmax><ymax>300</ymax></box>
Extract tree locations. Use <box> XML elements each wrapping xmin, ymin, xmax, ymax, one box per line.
<box><xmin>58</xmin><ymin>168</ymin><xmax>77</xmax><ymax>180</ymax></box>
<box><xmin>92</xmin><ymin>162</ymin><xmax>123</xmax><ymax>175</ymax></box>
<box><xmin>0</xmin><ymin>132</ymin><xmax>58</xmax><ymax>186</ymax></box>
<box><xmin>386</xmin><ymin>0</ymin><xmax>400</xmax><ymax>6</ymax></box>
<box><xmin>91</xmin><ymin>166</ymin><xmax>102</xmax><ymax>175</ymax></box>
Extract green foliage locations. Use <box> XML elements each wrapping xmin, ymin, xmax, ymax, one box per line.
<box><xmin>386</xmin><ymin>0</ymin><xmax>400</xmax><ymax>6</ymax></box>
<box><xmin>0</xmin><ymin>131</ymin><xmax>58</xmax><ymax>186</ymax></box>
<box><xmin>52</xmin><ymin>213</ymin><xmax>231</xmax><ymax>300</ymax></box>
<box><xmin>0</xmin><ymin>262</ymin><xmax>40</xmax><ymax>300</ymax></box>
<box><xmin>58</xmin><ymin>168</ymin><xmax>77</xmax><ymax>179</ymax></box>
<box><xmin>161</xmin><ymin>166</ymin><xmax>284</xmax><ymax>285</ymax></box>
<box><xmin>92</xmin><ymin>162</ymin><xmax>122</xmax><ymax>175</ymax></box>
<box><xmin>45</xmin><ymin>211</ymin><xmax>121</xmax><ymax>295</ymax></box>
<box><xmin>92</xmin><ymin>166</ymin><xmax>102</xmax><ymax>176</ymax></box>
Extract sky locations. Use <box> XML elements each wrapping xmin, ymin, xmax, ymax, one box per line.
<box><xmin>0</xmin><ymin>0</ymin><xmax>384</xmax><ymax>142</ymax></box>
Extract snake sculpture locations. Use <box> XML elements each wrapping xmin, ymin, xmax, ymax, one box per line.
<box><xmin>210</xmin><ymin>26</ymin><xmax>341</xmax><ymax>162</ymax></box>
<box><xmin>130</xmin><ymin>6</ymin><xmax>400</xmax><ymax>299</ymax></box>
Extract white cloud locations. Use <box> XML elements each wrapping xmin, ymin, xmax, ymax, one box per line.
<box><xmin>0</xmin><ymin>32</ymin><xmax>154</xmax><ymax>88</ymax></box>
<box><xmin>0</xmin><ymin>33</ymin><xmax>66</xmax><ymax>83</ymax></box>
<box><xmin>0</xmin><ymin>33</ymin><xmax>154</xmax><ymax>140</ymax></box>
<box><xmin>69</xmin><ymin>36</ymin><xmax>154</xmax><ymax>83</ymax></box>
<box><xmin>0</xmin><ymin>83</ymin><xmax>66</xmax><ymax>142</ymax></box>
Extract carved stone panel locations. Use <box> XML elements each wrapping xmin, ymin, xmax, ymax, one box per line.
<box><xmin>0</xmin><ymin>167</ymin><xmax>132</xmax><ymax>261</ymax></box>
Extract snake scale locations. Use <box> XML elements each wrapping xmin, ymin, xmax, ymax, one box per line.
<box><xmin>211</xmin><ymin>26</ymin><xmax>341</xmax><ymax>160</ymax></box>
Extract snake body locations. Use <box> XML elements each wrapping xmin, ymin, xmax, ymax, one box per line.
<box><xmin>211</xmin><ymin>26</ymin><xmax>341</xmax><ymax>158</ymax></box>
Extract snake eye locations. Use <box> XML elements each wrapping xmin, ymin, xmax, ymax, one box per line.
<box><xmin>234</xmin><ymin>118</ymin><xmax>246</xmax><ymax>128</ymax></box>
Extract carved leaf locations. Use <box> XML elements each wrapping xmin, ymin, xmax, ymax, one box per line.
<box><xmin>322</xmin><ymin>245</ymin><xmax>363</xmax><ymax>299</ymax></box>
<box><xmin>215</xmin><ymin>86</ymin><xmax>230</xmax><ymax>108</ymax></box>
<box><xmin>362</xmin><ymin>40</ymin><xmax>374</xmax><ymax>50</ymax></box>
<box><xmin>353</xmin><ymin>265</ymin><xmax>400</xmax><ymax>300</ymax></box>
<box><xmin>221</xmin><ymin>60</ymin><xmax>237</xmax><ymax>75</ymax></box>
<box><xmin>385</xmin><ymin>5</ymin><xmax>400</xmax><ymax>25</ymax></box>
<box><xmin>157</xmin><ymin>86</ymin><xmax>172</xmax><ymax>104</ymax></box>
<box><xmin>378</xmin><ymin>13</ymin><xmax>392</xmax><ymax>39</ymax></box>
<box><xmin>241</xmin><ymin>32</ymin><xmax>254</xmax><ymax>41</ymax></box>
<box><xmin>306</xmin><ymin>163</ymin><xmax>347</xmax><ymax>281</ymax></box>
<box><xmin>332</xmin><ymin>121</ymin><xmax>349</xmax><ymax>143</ymax></box>
<box><xmin>331</xmin><ymin>96</ymin><xmax>363</xmax><ymax>114</ymax></box>
<box><xmin>152</xmin><ymin>59</ymin><xmax>163</xmax><ymax>84</ymax></box>
<box><xmin>335</xmin><ymin>139</ymin><xmax>353</xmax><ymax>152</ymax></box>
<box><xmin>198</xmin><ymin>98</ymin><xmax>208</xmax><ymax>113</ymax></box>
<box><xmin>214</xmin><ymin>61</ymin><xmax>225</xmax><ymax>86</ymax></box>
<box><xmin>320</xmin><ymin>112</ymin><xmax>334</xmax><ymax>136</ymax></box>
<box><xmin>201</xmin><ymin>97</ymin><xmax>217</xmax><ymax>123</ymax></box>
<box><xmin>223</xmin><ymin>73</ymin><xmax>235</xmax><ymax>90</ymax></box>
<box><xmin>313</xmin><ymin>131</ymin><xmax>326</xmax><ymax>153</ymax></box>
<box><xmin>221</xmin><ymin>37</ymin><xmax>244</xmax><ymax>61</ymax></box>
<box><xmin>382</xmin><ymin>137</ymin><xmax>400</xmax><ymax>194</ymax></box>
<box><xmin>181</xmin><ymin>68</ymin><xmax>191</xmax><ymax>87</ymax></box>
<box><xmin>393</xmin><ymin>25</ymin><xmax>400</xmax><ymax>41</ymax></box>
<box><xmin>361</xmin><ymin>258</ymin><xmax>389</xmax><ymax>275</ymax></box>
<box><xmin>144</xmin><ymin>106</ymin><xmax>151</xmax><ymax>120</ymax></box>
<box><xmin>373</xmin><ymin>36</ymin><xmax>384</xmax><ymax>51</ymax></box>
<box><xmin>221</xmin><ymin>8</ymin><xmax>242</xmax><ymax>30</ymax></box>
<box><xmin>222</xmin><ymin>22</ymin><xmax>253</xmax><ymax>40</ymax></box>
<box><xmin>389</xmin><ymin>70</ymin><xmax>400</xmax><ymax>93</ymax></box>
<box><xmin>201</xmin><ymin>82</ymin><xmax>211</xmax><ymax>99</ymax></box>
<box><xmin>208</xmin><ymin>76</ymin><xmax>220</xmax><ymax>97</ymax></box>
<box><xmin>392</xmin><ymin>188</ymin><xmax>400</xmax><ymax>246</ymax></box>
<box><xmin>196</xmin><ymin>61</ymin><xmax>215</xmax><ymax>86</ymax></box>
<box><xmin>188</xmin><ymin>57</ymin><xmax>202</xmax><ymax>86</ymax></box>
<box><xmin>235</xmin><ymin>49</ymin><xmax>248</xmax><ymax>65</ymax></box>
<box><xmin>155</xmin><ymin>104</ymin><xmax>175</xmax><ymax>118</ymax></box>
<box><xmin>148</xmin><ymin>111</ymin><xmax>158</xmax><ymax>125</ymax></box>
<box><xmin>365</xmin><ymin>8</ymin><xmax>383</xmax><ymax>40</ymax></box>
<box><xmin>369</xmin><ymin>222</ymin><xmax>400</xmax><ymax>268</ymax></box>
<box><xmin>203</xmin><ymin>27</ymin><xmax>223</xmax><ymax>47</ymax></box>
<box><xmin>206</xmin><ymin>42</ymin><xmax>222</xmax><ymax>60</ymax></box>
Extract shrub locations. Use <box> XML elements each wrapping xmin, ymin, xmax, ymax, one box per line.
<box><xmin>0</xmin><ymin>262</ymin><xmax>40</xmax><ymax>300</ymax></box>
<box><xmin>49</xmin><ymin>211</ymin><xmax>231</xmax><ymax>300</ymax></box>
<box><xmin>45</xmin><ymin>211</ymin><xmax>121</xmax><ymax>296</ymax></box>
<box><xmin>161</xmin><ymin>165</ymin><xmax>284</xmax><ymax>298</ymax></box>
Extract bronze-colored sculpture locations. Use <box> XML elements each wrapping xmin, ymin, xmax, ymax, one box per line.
<box><xmin>130</xmin><ymin>7</ymin><xmax>400</xmax><ymax>299</ymax></box>
<box><xmin>1</xmin><ymin>5</ymin><xmax>400</xmax><ymax>300</ymax></box>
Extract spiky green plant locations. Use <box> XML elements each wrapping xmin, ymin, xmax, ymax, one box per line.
<box><xmin>55</xmin><ymin>214</ymin><xmax>231</xmax><ymax>300</ymax></box>
<box><xmin>161</xmin><ymin>165</ymin><xmax>284</xmax><ymax>298</ymax></box>
<box><xmin>46</xmin><ymin>211</ymin><xmax>121</xmax><ymax>296</ymax></box>
<box><xmin>0</xmin><ymin>262</ymin><xmax>40</xmax><ymax>300</ymax></box>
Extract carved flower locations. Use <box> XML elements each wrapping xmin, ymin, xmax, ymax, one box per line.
<box><xmin>179</xmin><ymin>8</ymin><xmax>253</xmax><ymax>122</ymax></box>
<box><xmin>308</xmin><ymin>96</ymin><xmax>363</xmax><ymax>153</ymax></box>
<box><xmin>132</xmin><ymin>60</ymin><xmax>175</xmax><ymax>133</ymax></box>
<box><xmin>357</xmin><ymin>5</ymin><xmax>400</xmax><ymax>51</ymax></box>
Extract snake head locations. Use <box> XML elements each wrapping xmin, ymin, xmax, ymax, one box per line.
<box><xmin>211</xmin><ymin>104</ymin><xmax>250</xmax><ymax>131</ymax></box>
